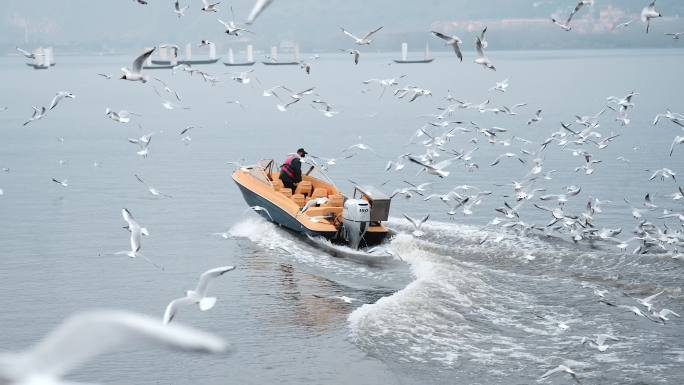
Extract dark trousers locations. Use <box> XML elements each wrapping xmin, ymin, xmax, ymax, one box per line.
<box><xmin>281</xmin><ymin>173</ymin><xmax>296</xmax><ymax>193</ymax></box>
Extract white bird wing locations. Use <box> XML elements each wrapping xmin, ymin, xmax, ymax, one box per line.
<box><xmin>121</xmin><ymin>208</ymin><xmax>137</xmax><ymax>228</ymax></box>
<box><xmin>132</xmin><ymin>47</ymin><xmax>156</xmax><ymax>73</ymax></box>
<box><xmin>362</xmin><ymin>26</ymin><xmax>383</xmax><ymax>40</ymax></box>
<box><xmin>540</xmin><ymin>365</ymin><xmax>574</xmax><ymax>379</ymax></box>
<box><xmin>246</xmin><ymin>0</ymin><xmax>274</xmax><ymax>25</ymax></box>
<box><xmin>476</xmin><ymin>37</ymin><xmax>485</xmax><ymax>57</ymax></box>
<box><xmin>12</xmin><ymin>310</ymin><xmax>227</xmax><ymax>379</ymax></box>
<box><xmin>48</xmin><ymin>93</ymin><xmax>63</xmax><ymax>111</ymax></box>
<box><xmin>134</xmin><ymin>174</ymin><xmax>149</xmax><ymax>187</ymax></box>
<box><xmin>431</xmin><ymin>31</ymin><xmax>452</xmax><ymax>42</ymax></box>
<box><xmin>194</xmin><ymin>266</ymin><xmax>236</xmax><ymax>296</ymax></box>
<box><xmin>16</xmin><ymin>47</ymin><xmax>32</xmax><ymax>57</ymax></box>
<box><xmin>640</xmin><ymin>290</ymin><xmax>664</xmax><ymax>305</ymax></box>
<box><xmin>402</xmin><ymin>213</ymin><xmax>418</xmax><ymax>229</ymax></box>
<box><xmin>163</xmin><ymin>296</ymin><xmax>196</xmax><ymax>324</ymax></box>
<box><xmin>340</xmin><ymin>28</ymin><xmax>361</xmax><ymax>41</ymax></box>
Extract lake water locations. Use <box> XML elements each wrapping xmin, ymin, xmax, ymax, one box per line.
<box><xmin>0</xmin><ymin>49</ymin><xmax>683</xmax><ymax>384</ymax></box>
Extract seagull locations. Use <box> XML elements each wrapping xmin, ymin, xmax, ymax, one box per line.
<box><xmin>649</xmin><ymin>168</ymin><xmax>676</xmax><ymax>182</ymax></box>
<box><xmin>300</xmin><ymin>197</ymin><xmax>328</xmax><ymax>213</ymax></box>
<box><xmin>551</xmin><ymin>16</ymin><xmax>573</xmax><ymax>31</ymax></box>
<box><xmin>527</xmin><ymin>110</ymin><xmax>543</xmax><ymax>125</ymax></box>
<box><xmin>133</xmin><ymin>0</ymin><xmax>148</xmax><ymax>4</ymax></box>
<box><xmin>246</xmin><ymin>0</ymin><xmax>274</xmax><ymax>25</ymax></box>
<box><xmin>201</xmin><ymin>0</ymin><xmax>220</xmax><ymax>12</ymax></box>
<box><xmin>48</xmin><ymin>91</ymin><xmax>76</xmax><ymax>111</ymax></box>
<box><xmin>497</xmin><ymin>103</ymin><xmax>527</xmax><ymax>115</ymax></box>
<box><xmin>619</xmin><ymin>304</ymin><xmax>656</xmax><ymax>320</ymax></box>
<box><xmin>431</xmin><ymin>31</ymin><xmax>463</xmax><ymax>61</ymax></box>
<box><xmin>311</xmin><ymin>101</ymin><xmax>340</xmax><ymax>117</ymax></box>
<box><xmin>665</xmin><ymin>32</ymin><xmax>684</xmax><ymax>40</ymax></box>
<box><xmin>405</xmin><ymin>155</ymin><xmax>456</xmax><ymax>178</ymax></box>
<box><xmin>474</xmin><ymin>37</ymin><xmax>495</xmax><ymax>71</ymax></box>
<box><xmin>218</xmin><ymin>8</ymin><xmax>251</xmax><ymax>36</ymax></box>
<box><xmin>250</xmin><ymin>205</ymin><xmax>274</xmax><ymax>221</ymax></box>
<box><xmin>340</xmin><ymin>26</ymin><xmax>384</xmax><ymax>45</ymax></box>
<box><xmin>641</xmin><ymin>0</ymin><xmax>662</xmax><ymax>34</ymax></box>
<box><xmin>51</xmin><ymin>178</ymin><xmax>68</xmax><ymax>187</ymax></box>
<box><xmin>135</xmin><ymin>174</ymin><xmax>172</xmax><ymax>198</ymax></box>
<box><xmin>163</xmin><ymin>266</ymin><xmax>236</xmax><ymax>324</ymax></box>
<box><xmin>121</xmin><ymin>208</ymin><xmax>149</xmax><ymax>258</ymax></box>
<box><xmin>613</xmin><ymin>19</ymin><xmax>634</xmax><ymax>30</ymax></box>
<box><xmin>582</xmin><ymin>334</ymin><xmax>619</xmax><ymax>352</ymax></box>
<box><xmin>229</xmin><ymin>69</ymin><xmax>254</xmax><ymax>84</ymax></box>
<box><xmin>105</xmin><ymin>108</ymin><xmax>138</xmax><ymax>123</ymax></box>
<box><xmin>669</xmin><ymin>136</ymin><xmax>684</xmax><ymax>156</ymax></box>
<box><xmin>652</xmin><ymin>110</ymin><xmax>684</xmax><ymax>128</ymax></box>
<box><xmin>490</xmin><ymin>152</ymin><xmax>526</xmax><ymax>167</ymax></box>
<box><xmin>120</xmin><ymin>47</ymin><xmax>155</xmax><ymax>83</ymax></box>
<box><xmin>490</xmin><ymin>79</ymin><xmax>509</xmax><ymax>92</ymax></box>
<box><xmin>0</xmin><ymin>310</ymin><xmax>227</xmax><ymax>385</ymax></box>
<box><xmin>276</xmin><ymin>87</ymin><xmax>315</xmax><ymax>110</ymax></box>
<box><xmin>23</xmin><ymin>106</ymin><xmax>47</xmax><ymax>126</ymax></box>
<box><xmin>340</xmin><ymin>49</ymin><xmax>360</xmax><ymax>64</ymax></box>
<box><xmin>651</xmin><ymin>308</ymin><xmax>681</xmax><ymax>322</ymax></box>
<box><xmin>540</xmin><ymin>365</ymin><xmax>581</xmax><ymax>384</ymax></box>
<box><xmin>403</xmin><ymin>213</ymin><xmax>429</xmax><ymax>237</ymax></box>
<box><xmin>16</xmin><ymin>46</ymin><xmax>42</xmax><ymax>59</ymax></box>
<box><xmin>153</xmin><ymin>77</ymin><xmax>182</xmax><ymax>101</ymax></box>
<box><xmin>634</xmin><ymin>290</ymin><xmax>664</xmax><ymax>312</ymax></box>
<box><xmin>174</xmin><ymin>0</ymin><xmax>189</xmax><ymax>17</ymax></box>
<box><xmin>97</xmin><ymin>73</ymin><xmax>112</xmax><ymax>79</ymax></box>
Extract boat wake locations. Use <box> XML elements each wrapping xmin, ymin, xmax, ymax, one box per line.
<box><xmin>230</xmin><ymin>215</ymin><xmax>683</xmax><ymax>383</ymax></box>
<box><xmin>229</xmin><ymin>216</ymin><xmax>407</xmax><ymax>287</ymax></box>
<box><xmin>348</xmin><ymin>217</ymin><xmax>684</xmax><ymax>383</ymax></box>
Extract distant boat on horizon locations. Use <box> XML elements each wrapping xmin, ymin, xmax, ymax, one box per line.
<box><xmin>262</xmin><ymin>44</ymin><xmax>300</xmax><ymax>66</ymax></box>
<box><xmin>151</xmin><ymin>43</ymin><xmax>220</xmax><ymax>66</ymax></box>
<box><xmin>393</xmin><ymin>42</ymin><xmax>434</xmax><ymax>64</ymax></box>
<box><xmin>223</xmin><ymin>45</ymin><xmax>256</xmax><ymax>66</ymax></box>
<box><xmin>26</xmin><ymin>47</ymin><xmax>56</xmax><ymax>69</ymax></box>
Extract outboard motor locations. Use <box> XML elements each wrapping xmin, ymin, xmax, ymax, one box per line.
<box><xmin>343</xmin><ymin>199</ymin><xmax>371</xmax><ymax>249</ymax></box>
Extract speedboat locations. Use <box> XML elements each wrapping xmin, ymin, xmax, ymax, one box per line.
<box><xmin>232</xmin><ymin>159</ymin><xmax>391</xmax><ymax>249</ymax></box>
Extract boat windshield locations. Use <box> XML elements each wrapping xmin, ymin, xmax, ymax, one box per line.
<box><xmin>300</xmin><ymin>158</ymin><xmax>335</xmax><ymax>185</ymax></box>
<box><xmin>247</xmin><ymin>159</ymin><xmax>274</xmax><ymax>187</ymax></box>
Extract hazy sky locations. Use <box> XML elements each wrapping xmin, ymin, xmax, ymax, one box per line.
<box><xmin>2</xmin><ymin>1</ymin><xmax>684</xmax><ymax>52</ymax></box>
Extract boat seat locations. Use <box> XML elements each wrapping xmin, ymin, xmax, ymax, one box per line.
<box><xmin>324</xmin><ymin>194</ymin><xmax>344</xmax><ymax>207</ymax></box>
<box><xmin>295</xmin><ymin>181</ymin><xmax>313</xmax><ymax>197</ymax></box>
<box><xmin>291</xmin><ymin>193</ymin><xmax>306</xmax><ymax>207</ymax></box>
<box><xmin>306</xmin><ymin>207</ymin><xmax>343</xmax><ymax>218</ymax></box>
<box><xmin>279</xmin><ymin>188</ymin><xmax>293</xmax><ymax>198</ymax></box>
<box><xmin>311</xmin><ymin>187</ymin><xmax>327</xmax><ymax>199</ymax></box>
<box><xmin>272</xmin><ymin>179</ymin><xmax>284</xmax><ymax>191</ymax></box>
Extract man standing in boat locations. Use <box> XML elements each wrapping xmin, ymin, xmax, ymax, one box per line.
<box><xmin>280</xmin><ymin>148</ymin><xmax>307</xmax><ymax>193</ymax></box>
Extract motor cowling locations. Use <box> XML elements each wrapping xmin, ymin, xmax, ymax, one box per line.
<box><xmin>343</xmin><ymin>199</ymin><xmax>371</xmax><ymax>249</ymax></box>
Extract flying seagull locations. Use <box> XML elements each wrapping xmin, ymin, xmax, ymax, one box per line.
<box><xmin>340</xmin><ymin>26</ymin><xmax>383</xmax><ymax>45</ymax></box>
<box><xmin>163</xmin><ymin>266</ymin><xmax>236</xmax><ymax>324</ymax></box>
<box><xmin>641</xmin><ymin>0</ymin><xmax>662</xmax><ymax>34</ymax></box>
<box><xmin>431</xmin><ymin>31</ymin><xmax>463</xmax><ymax>61</ymax></box>
<box><xmin>48</xmin><ymin>91</ymin><xmax>76</xmax><ymax>111</ymax></box>
<box><xmin>0</xmin><ymin>310</ymin><xmax>227</xmax><ymax>385</ymax></box>
<box><xmin>121</xmin><ymin>47</ymin><xmax>156</xmax><ymax>83</ymax></box>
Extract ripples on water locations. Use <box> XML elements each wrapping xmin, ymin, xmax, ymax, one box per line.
<box><xmin>0</xmin><ymin>50</ymin><xmax>682</xmax><ymax>384</ymax></box>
